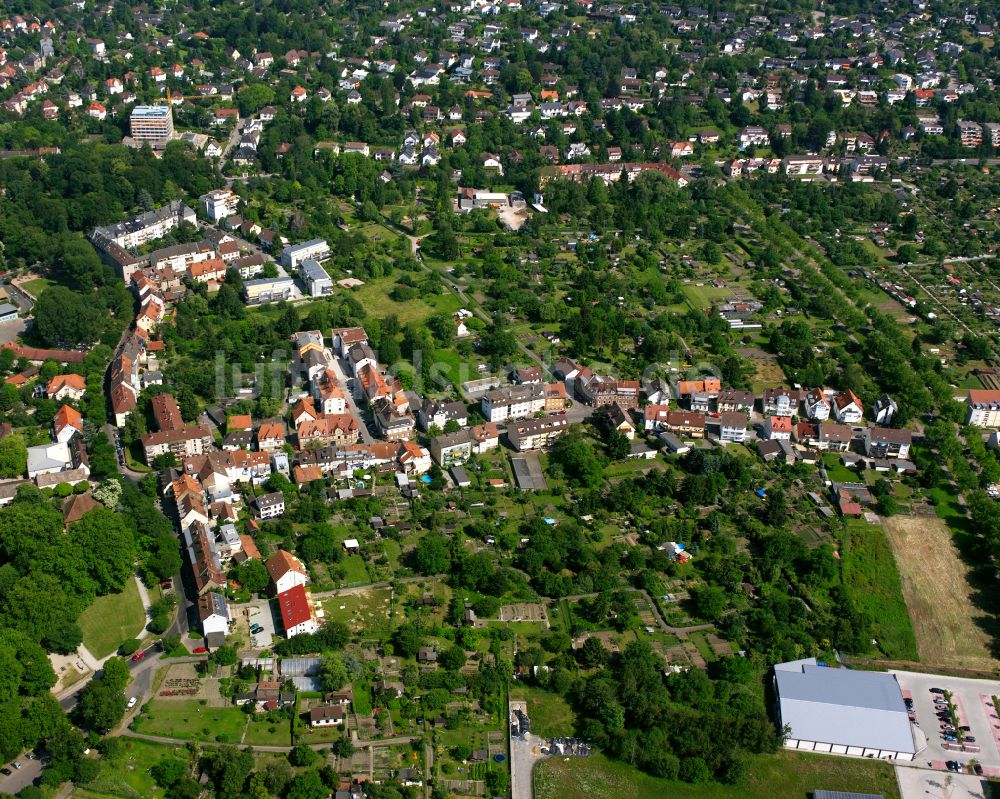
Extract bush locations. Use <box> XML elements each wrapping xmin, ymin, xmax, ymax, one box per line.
<box><xmin>288</xmin><ymin>744</ymin><xmax>318</xmax><ymax>767</ymax></box>
<box><xmin>118</xmin><ymin>639</ymin><xmax>141</xmax><ymax>656</ymax></box>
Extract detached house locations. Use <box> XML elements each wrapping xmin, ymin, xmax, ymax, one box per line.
<box><xmin>832</xmin><ymin>390</ymin><xmax>864</xmax><ymax>424</ymax></box>
<box><xmin>764</xmin><ymin>415</ymin><xmax>793</xmax><ymax>441</ymax></box>
<box><xmin>265</xmin><ymin>549</ymin><xmax>309</xmax><ymax>594</ymax></box>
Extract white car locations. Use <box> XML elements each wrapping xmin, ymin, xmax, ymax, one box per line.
<box><xmin>127</xmin><ymin>696</ymin><xmax>138</xmax><ymax>709</ymax></box>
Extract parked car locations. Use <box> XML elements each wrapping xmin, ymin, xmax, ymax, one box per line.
<box><xmin>192</xmin><ymin>646</ymin><xmax>207</xmax><ymax>654</ymax></box>
<box><xmin>943</xmin><ymin>734</ymin><xmax>957</xmax><ymax>741</ymax></box>
<box><xmin>960</xmin><ymin>726</ymin><xmax>971</xmax><ymax>731</ymax></box>
<box><xmin>946</xmin><ymin>761</ymin><xmax>960</xmax><ymax>772</ymax></box>
<box><xmin>974</xmin><ymin>764</ymin><xmax>984</xmax><ymax>775</ymax></box>
<box><xmin>965</xmin><ymin>737</ymin><xmax>976</xmax><ymax>743</ymax></box>
<box><xmin>1</xmin><ymin>767</ymin><xmax>11</xmax><ymax>776</ymax></box>
<box><xmin>11</xmin><ymin>762</ymin><xmax>20</xmax><ymax>770</ymax></box>
<box><xmin>131</xmin><ymin>650</ymin><xmax>146</xmax><ymax>662</ymax></box>
<box><xmin>126</xmin><ymin>696</ymin><xmax>138</xmax><ymax>709</ymax></box>
<box><xmin>930</xmin><ymin>687</ymin><xmax>946</xmax><ymax>694</ymax></box>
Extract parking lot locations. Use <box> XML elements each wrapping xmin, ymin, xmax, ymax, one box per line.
<box><xmin>895</xmin><ymin>765</ymin><xmax>988</xmax><ymax>799</ymax></box>
<box><xmin>894</xmin><ymin>670</ymin><xmax>1000</xmax><ymax>770</ymax></box>
<box><xmin>237</xmin><ymin>598</ymin><xmax>277</xmax><ymax>650</ymax></box>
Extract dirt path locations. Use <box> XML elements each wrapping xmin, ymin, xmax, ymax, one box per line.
<box><xmin>882</xmin><ymin>515</ymin><xmax>1000</xmax><ymax>673</ymax></box>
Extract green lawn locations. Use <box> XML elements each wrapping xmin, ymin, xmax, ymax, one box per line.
<box><xmin>841</xmin><ymin>521</ymin><xmax>918</xmax><ymax>660</ymax></box>
<box><xmin>535</xmin><ymin>751</ymin><xmax>900</xmax><ymax>799</ymax></box>
<box><xmin>340</xmin><ymin>555</ymin><xmax>370</xmax><ymax>586</ymax></box>
<box><xmin>823</xmin><ymin>453</ymin><xmax>862</xmax><ymax>483</ymax></box>
<box><xmin>20</xmin><ymin>277</ymin><xmax>52</xmax><ymax>298</ymax></box>
<box><xmin>132</xmin><ymin>700</ymin><xmax>249</xmax><ymax>744</ymax></box>
<box><xmin>78</xmin><ymin>577</ymin><xmax>146</xmax><ymax>659</ymax></box>
<box><xmin>510</xmin><ymin>685</ymin><xmax>576</xmax><ymax>737</ymax></box>
<box><xmin>243</xmin><ymin>716</ymin><xmax>292</xmax><ymax>746</ymax></box>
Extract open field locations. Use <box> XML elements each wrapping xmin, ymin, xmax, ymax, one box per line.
<box><xmin>535</xmin><ymin>751</ymin><xmax>901</xmax><ymax>799</ymax></box>
<box><xmin>344</xmin><ymin>276</ymin><xmax>462</xmax><ymax>324</ymax></box>
<box><xmin>841</xmin><ymin>521</ymin><xmax>918</xmax><ymax>661</ymax></box>
<box><xmin>883</xmin><ymin>515</ymin><xmax>1000</xmax><ymax>672</ymax></box>
<box><xmin>132</xmin><ymin>699</ymin><xmax>248</xmax><ymax>743</ymax></box>
<box><xmin>510</xmin><ymin>685</ymin><xmax>576</xmax><ymax>737</ymax></box>
<box><xmin>78</xmin><ymin>577</ymin><xmax>146</xmax><ymax>659</ymax></box>
<box><xmin>72</xmin><ymin>739</ymin><xmax>177</xmax><ymax>798</ymax></box>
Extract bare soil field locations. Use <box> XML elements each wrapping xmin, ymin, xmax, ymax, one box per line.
<box><xmin>883</xmin><ymin>515</ymin><xmax>1000</xmax><ymax>673</ymax></box>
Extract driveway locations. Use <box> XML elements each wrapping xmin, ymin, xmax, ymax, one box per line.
<box><xmin>234</xmin><ymin>598</ymin><xmax>277</xmax><ymax>651</ymax></box>
<box><xmin>509</xmin><ymin>700</ymin><xmax>547</xmax><ymax>799</ymax></box>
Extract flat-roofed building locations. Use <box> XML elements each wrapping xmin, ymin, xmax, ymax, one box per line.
<box><xmin>774</xmin><ymin>658</ymin><xmax>915</xmax><ymax>761</ymax></box>
<box><xmin>130</xmin><ymin>104</ymin><xmax>173</xmax><ymax>144</ymax></box>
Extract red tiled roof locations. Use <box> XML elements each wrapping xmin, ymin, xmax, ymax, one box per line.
<box><xmin>277</xmin><ymin>584</ymin><xmax>313</xmax><ymax>628</ymax></box>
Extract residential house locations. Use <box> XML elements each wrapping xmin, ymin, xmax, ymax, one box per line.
<box><xmin>47</xmin><ymin>373</ymin><xmax>86</xmax><ymax>401</ymax></box>
<box><xmin>717</xmin><ymin>412</ymin><xmax>748</xmax><ymax>443</ymax></box>
<box><xmin>53</xmin><ymin>404</ymin><xmax>83</xmax><ymax>443</ymax></box>
<box><xmin>277</xmin><ymin>584</ymin><xmax>319</xmax><ymax>637</ymax></box>
<box><xmin>254</xmin><ymin>491</ymin><xmax>285</xmax><ymax>520</ymax></box>
<box><xmin>665</xmin><ymin>411</ymin><xmax>706</xmax><ymax>438</ymax></box>
<box><xmin>764</xmin><ymin>415</ymin><xmax>793</xmax><ymax>440</ymax></box>
<box><xmin>865</xmin><ymin>427</ymin><xmax>911</xmax><ymax>459</ymax></box>
<box><xmin>832</xmin><ymin>390</ymin><xmax>864</xmax><ymax>424</ymax></box>
<box><xmin>265</xmin><ymin>549</ymin><xmax>309</xmax><ymax>594</ymax></box>
<box><xmin>965</xmin><ymin>389</ymin><xmax>1000</xmax><ymax>427</ymax></box>
<box><xmin>198</xmin><ymin>592</ymin><xmax>230</xmax><ymax>637</ymax></box>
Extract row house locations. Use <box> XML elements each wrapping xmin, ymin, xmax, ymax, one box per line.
<box><xmin>665</xmin><ymin>411</ymin><xmax>706</xmax><ymax>438</ymax></box>
<box><xmin>297</xmin><ymin>413</ymin><xmax>360</xmax><ymax>447</ymax></box>
<box><xmin>576</xmin><ymin>374</ymin><xmax>641</xmax><ymax>408</ymax></box>
<box><xmin>507</xmin><ymin>415</ymin><xmax>570</xmax><ymax>451</ymax></box>
<box><xmin>481</xmin><ymin>383</ymin><xmax>545</xmax><ymax>422</ymax></box>
<box><xmin>864</xmin><ymin>427</ymin><xmax>911</xmax><ymax>459</ymax></box>
<box><xmin>796</xmin><ymin>422</ymin><xmax>852</xmax><ymax>451</ymax></box>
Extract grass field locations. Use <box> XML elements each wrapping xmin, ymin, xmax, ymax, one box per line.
<box><xmin>243</xmin><ymin>716</ymin><xmax>292</xmax><ymax>746</ymax></box>
<box><xmin>20</xmin><ymin>277</ymin><xmax>52</xmax><ymax>298</ymax></box>
<box><xmin>73</xmin><ymin>739</ymin><xmax>179</xmax><ymax>798</ymax></box>
<box><xmin>340</xmin><ymin>555</ymin><xmax>370</xmax><ymax>585</ymax></box>
<box><xmin>841</xmin><ymin>522</ymin><xmax>918</xmax><ymax>661</ymax></box>
<box><xmin>346</xmin><ymin>276</ymin><xmax>462</xmax><ymax>324</ymax></box>
<box><xmin>882</xmin><ymin>515</ymin><xmax>1000</xmax><ymax>672</ymax></box>
<box><xmin>321</xmin><ymin>587</ymin><xmax>393</xmax><ymax>636</ymax></box>
<box><xmin>535</xmin><ymin>751</ymin><xmax>901</xmax><ymax>799</ymax></box>
<box><xmin>133</xmin><ymin>700</ymin><xmax>248</xmax><ymax>743</ymax></box>
<box><xmin>510</xmin><ymin>685</ymin><xmax>576</xmax><ymax>737</ymax></box>
<box><xmin>78</xmin><ymin>577</ymin><xmax>146</xmax><ymax>659</ymax></box>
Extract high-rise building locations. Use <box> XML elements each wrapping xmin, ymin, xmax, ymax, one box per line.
<box><xmin>130</xmin><ymin>104</ymin><xmax>173</xmax><ymax>144</ymax></box>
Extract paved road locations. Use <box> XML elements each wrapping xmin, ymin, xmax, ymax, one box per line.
<box><xmin>509</xmin><ymin>699</ymin><xmax>546</xmax><ymax>799</ymax></box>
<box><xmin>328</xmin><ymin>353</ymin><xmax>376</xmax><ymax>443</ymax></box>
